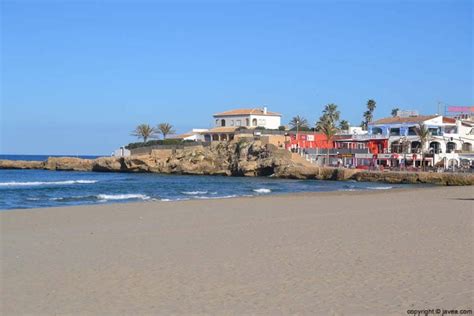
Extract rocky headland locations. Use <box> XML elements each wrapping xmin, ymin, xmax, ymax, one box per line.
<box><xmin>1</xmin><ymin>140</ymin><xmax>473</xmax><ymax>186</ymax></box>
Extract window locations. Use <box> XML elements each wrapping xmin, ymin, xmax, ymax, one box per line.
<box><xmin>236</xmin><ymin>120</ymin><xmax>241</xmax><ymax>126</ymax></box>
<box><xmin>462</xmin><ymin>143</ymin><xmax>472</xmax><ymax>152</ymax></box>
<box><xmin>443</xmin><ymin>126</ymin><xmax>456</xmax><ymax>134</ymax></box>
<box><xmin>408</xmin><ymin>127</ymin><xmax>417</xmax><ymax>136</ymax></box>
<box><xmin>411</xmin><ymin>141</ymin><xmax>421</xmax><ymax>153</ymax></box>
<box><xmin>221</xmin><ymin>119</ymin><xmax>226</xmax><ymax>127</ymax></box>
<box><xmin>215</xmin><ymin>119</ymin><xmax>219</xmax><ymax>126</ymax></box>
<box><xmin>252</xmin><ymin>118</ymin><xmax>257</xmax><ymax>126</ymax></box>
<box><xmin>246</xmin><ymin>118</ymin><xmax>250</xmax><ymax>126</ymax></box>
<box><xmin>230</xmin><ymin>120</ymin><xmax>234</xmax><ymax>126</ymax></box>
<box><xmin>372</xmin><ymin>127</ymin><xmax>383</xmax><ymax>135</ymax></box>
<box><xmin>429</xmin><ymin>127</ymin><xmax>440</xmax><ymax>136</ymax></box>
<box><xmin>447</xmin><ymin>142</ymin><xmax>456</xmax><ymax>153</ymax></box>
<box><xmin>429</xmin><ymin>142</ymin><xmax>442</xmax><ymax>154</ymax></box>
<box><xmin>390</xmin><ymin>128</ymin><xmax>400</xmax><ymax>136</ymax></box>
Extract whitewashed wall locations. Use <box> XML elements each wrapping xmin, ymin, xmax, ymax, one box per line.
<box><xmin>214</xmin><ymin>115</ymin><xmax>281</xmax><ymax>129</ymax></box>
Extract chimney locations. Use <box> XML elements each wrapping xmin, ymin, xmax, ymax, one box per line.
<box><xmin>263</xmin><ymin>106</ymin><xmax>267</xmax><ymax>114</ymax></box>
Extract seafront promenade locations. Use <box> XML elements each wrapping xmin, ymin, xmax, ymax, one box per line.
<box><xmin>1</xmin><ymin>186</ymin><xmax>472</xmax><ymax>314</ymax></box>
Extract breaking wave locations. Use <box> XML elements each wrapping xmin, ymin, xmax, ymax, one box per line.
<box><xmin>0</xmin><ymin>180</ymin><xmax>98</xmax><ymax>187</ymax></box>
<box><xmin>182</xmin><ymin>191</ymin><xmax>208</xmax><ymax>195</ymax></box>
<box><xmin>49</xmin><ymin>194</ymin><xmax>151</xmax><ymax>202</ymax></box>
<box><xmin>253</xmin><ymin>188</ymin><xmax>272</xmax><ymax>194</ymax></box>
<box><xmin>369</xmin><ymin>186</ymin><xmax>393</xmax><ymax>190</ymax></box>
<box><xmin>96</xmin><ymin>194</ymin><xmax>150</xmax><ymax>201</ymax></box>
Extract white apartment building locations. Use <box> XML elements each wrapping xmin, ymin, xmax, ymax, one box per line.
<box><xmin>369</xmin><ymin>114</ymin><xmax>474</xmax><ymax>167</ymax></box>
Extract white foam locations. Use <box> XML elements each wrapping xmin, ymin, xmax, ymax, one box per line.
<box><xmin>218</xmin><ymin>195</ymin><xmax>238</xmax><ymax>199</ymax></box>
<box><xmin>96</xmin><ymin>194</ymin><xmax>150</xmax><ymax>201</ymax></box>
<box><xmin>50</xmin><ymin>197</ymin><xmax>66</xmax><ymax>201</ymax></box>
<box><xmin>161</xmin><ymin>197</ymin><xmax>190</xmax><ymax>202</ymax></box>
<box><xmin>0</xmin><ymin>180</ymin><xmax>98</xmax><ymax>187</ymax></box>
<box><xmin>253</xmin><ymin>188</ymin><xmax>272</xmax><ymax>194</ymax></box>
<box><xmin>182</xmin><ymin>191</ymin><xmax>208</xmax><ymax>195</ymax></box>
<box><xmin>370</xmin><ymin>186</ymin><xmax>393</xmax><ymax>190</ymax></box>
<box><xmin>49</xmin><ymin>195</ymin><xmax>90</xmax><ymax>201</ymax></box>
<box><xmin>190</xmin><ymin>195</ymin><xmax>239</xmax><ymax>200</ymax></box>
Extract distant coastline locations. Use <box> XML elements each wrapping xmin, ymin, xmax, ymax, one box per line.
<box><xmin>0</xmin><ymin>154</ymin><xmax>102</xmax><ymax>162</ymax></box>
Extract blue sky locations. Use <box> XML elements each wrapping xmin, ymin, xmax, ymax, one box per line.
<box><xmin>1</xmin><ymin>0</ymin><xmax>472</xmax><ymax>155</ymax></box>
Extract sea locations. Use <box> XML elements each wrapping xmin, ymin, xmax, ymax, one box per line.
<box><xmin>0</xmin><ymin>154</ymin><xmax>413</xmax><ymax>210</ymax></box>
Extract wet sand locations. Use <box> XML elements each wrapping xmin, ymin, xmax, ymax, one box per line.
<box><xmin>1</xmin><ymin>187</ymin><xmax>473</xmax><ymax>314</ymax></box>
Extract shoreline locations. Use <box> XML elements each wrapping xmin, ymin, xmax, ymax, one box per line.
<box><xmin>2</xmin><ymin>186</ymin><xmax>472</xmax><ymax>314</ymax></box>
<box><xmin>1</xmin><ymin>185</ymin><xmax>424</xmax><ymax>213</ymax></box>
<box><xmin>2</xmin><ymin>147</ymin><xmax>474</xmax><ymax>186</ymax></box>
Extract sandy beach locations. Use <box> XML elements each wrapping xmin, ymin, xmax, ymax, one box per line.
<box><xmin>1</xmin><ymin>187</ymin><xmax>473</xmax><ymax>315</ymax></box>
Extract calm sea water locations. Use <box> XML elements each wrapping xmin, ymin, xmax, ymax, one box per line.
<box><xmin>0</xmin><ymin>154</ymin><xmax>413</xmax><ymax>210</ymax></box>
<box><xmin>0</xmin><ymin>154</ymin><xmax>101</xmax><ymax>161</ymax></box>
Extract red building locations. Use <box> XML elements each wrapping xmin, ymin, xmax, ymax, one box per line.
<box><xmin>286</xmin><ymin>132</ymin><xmax>334</xmax><ymax>150</ymax></box>
<box><xmin>334</xmin><ymin>135</ymin><xmax>388</xmax><ymax>154</ymax></box>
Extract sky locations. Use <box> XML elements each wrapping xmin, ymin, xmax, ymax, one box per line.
<box><xmin>1</xmin><ymin>0</ymin><xmax>472</xmax><ymax>155</ymax></box>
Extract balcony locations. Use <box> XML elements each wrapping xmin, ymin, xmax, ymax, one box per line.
<box><xmin>304</xmin><ymin>148</ymin><xmax>370</xmax><ymax>155</ymax></box>
<box><xmin>350</xmin><ymin>134</ymin><xmax>388</xmax><ymax>140</ymax></box>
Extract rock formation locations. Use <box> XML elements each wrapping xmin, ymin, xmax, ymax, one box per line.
<box><xmin>1</xmin><ymin>140</ymin><xmax>473</xmax><ymax>186</ymax></box>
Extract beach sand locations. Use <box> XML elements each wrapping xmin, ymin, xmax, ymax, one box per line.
<box><xmin>1</xmin><ymin>187</ymin><xmax>473</xmax><ymax>315</ymax></box>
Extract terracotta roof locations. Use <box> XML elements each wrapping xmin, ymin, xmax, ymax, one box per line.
<box><xmin>203</xmin><ymin>127</ymin><xmax>239</xmax><ymax>133</ymax></box>
<box><xmin>214</xmin><ymin>108</ymin><xmax>281</xmax><ymax>117</ymax></box>
<box><xmin>370</xmin><ymin>115</ymin><xmax>439</xmax><ymax>125</ymax></box>
<box><xmin>442</xmin><ymin>117</ymin><xmax>456</xmax><ymax>124</ymax></box>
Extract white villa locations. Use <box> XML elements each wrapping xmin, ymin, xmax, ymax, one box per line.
<box><xmin>203</xmin><ymin>107</ymin><xmax>282</xmax><ymax>142</ymax></box>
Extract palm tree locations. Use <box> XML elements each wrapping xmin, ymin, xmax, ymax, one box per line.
<box><xmin>339</xmin><ymin>120</ymin><xmax>350</xmax><ymax>131</ymax></box>
<box><xmin>156</xmin><ymin>123</ymin><xmax>176</xmax><ymax>139</ymax></box>
<box><xmin>361</xmin><ymin>99</ymin><xmax>376</xmax><ymax>130</ymax></box>
<box><xmin>316</xmin><ymin>103</ymin><xmax>340</xmax><ymax>131</ymax></box>
<box><xmin>416</xmin><ymin>123</ymin><xmax>431</xmax><ymax>171</ymax></box>
<box><xmin>131</xmin><ymin>124</ymin><xmax>155</xmax><ymax>143</ymax></box>
<box><xmin>367</xmin><ymin>99</ymin><xmax>376</xmax><ymax>112</ymax></box>
<box><xmin>289</xmin><ymin>116</ymin><xmax>309</xmax><ymax>130</ymax></box>
<box><xmin>320</xmin><ymin>118</ymin><xmax>338</xmax><ymax>166</ymax></box>
<box><xmin>361</xmin><ymin>110</ymin><xmax>373</xmax><ymax>131</ymax></box>
<box><xmin>323</xmin><ymin>103</ymin><xmax>340</xmax><ymax>123</ymax></box>
<box><xmin>391</xmin><ymin>107</ymin><xmax>399</xmax><ymax>117</ymax></box>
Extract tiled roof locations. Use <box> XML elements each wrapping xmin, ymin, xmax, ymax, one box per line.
<box><xmin>214</xmin><ymin>108</ymin><xmax>281</xmax><ymax>117</ymax></box>
<box><xmin>442</xmin><ymin>117</ymin><xmax>456</xmax><ymax>124</ymax></box>
<box><xmin>370</xmin><ymin>115</ymin><xmax>439</xmax><ymax>125</ymax></box>
<box><xmin>203</xmin><ymin>127</ymin><xmax>239</xmax><ymax>133</ymax></box>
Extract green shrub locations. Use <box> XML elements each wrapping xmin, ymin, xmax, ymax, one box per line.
<box><xmin>125</xmin><ymin>138</ymin><xmax>184</xmax><ymax>149</ymax></box>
